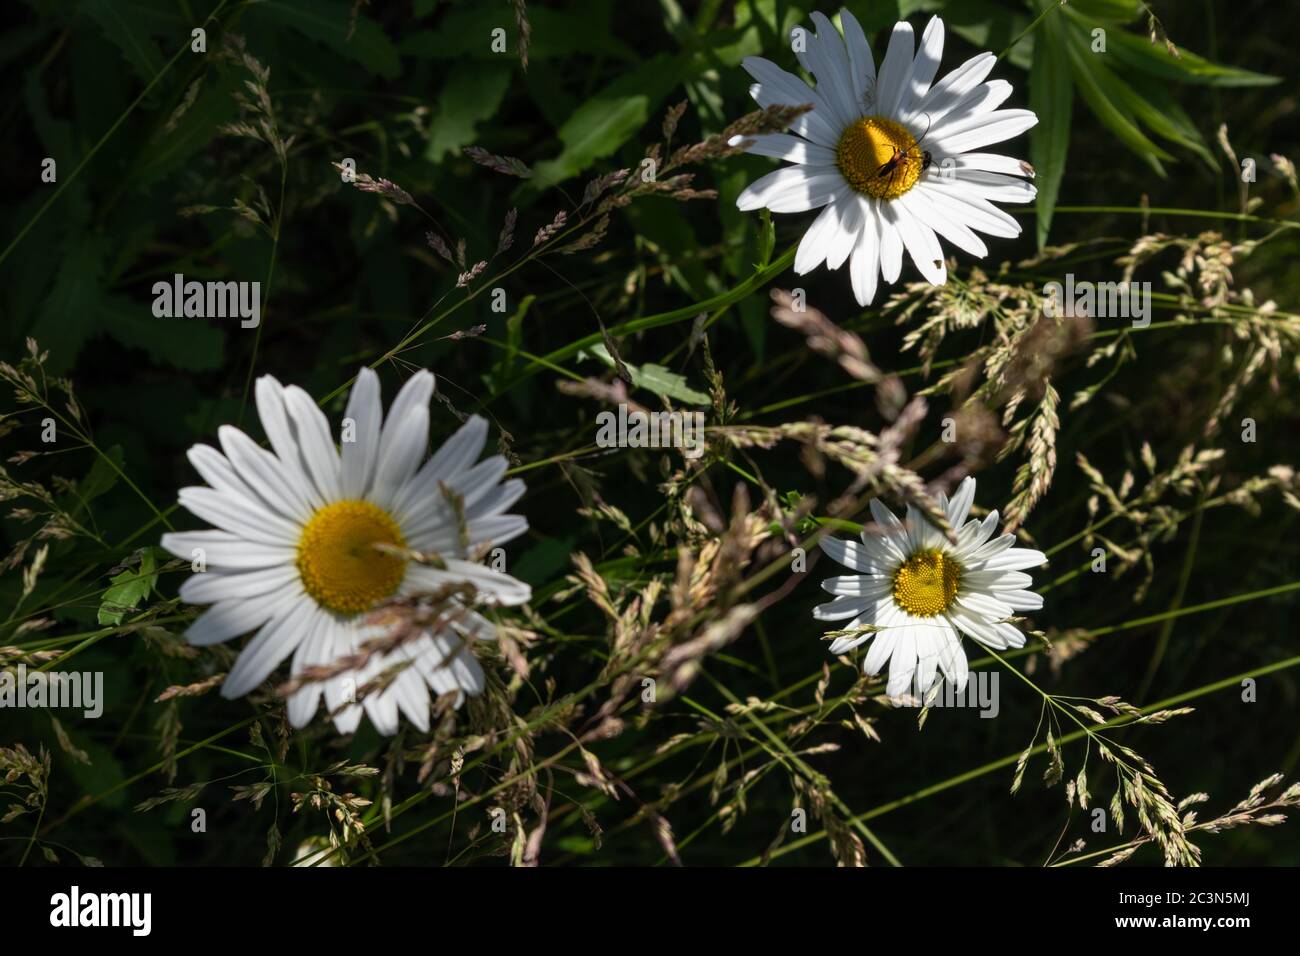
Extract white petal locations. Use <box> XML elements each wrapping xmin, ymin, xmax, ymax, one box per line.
<box><xmin>824</xmin><ymin>192</ymin><xmax>866</xmax><ymax>271</ymax></box>
<box><xmin>863</xmin><ymin>629</ymin><xmax>898</xmax><ymax>676</ymax></box>
<box><xmin>813</xmin><ymin>594</ymin><xmax>873</xmax><ymax>621</ymax></box>
<box><xmin>390</xmin><ymin>415</ymin><xmax>490</xmax><ymax>521</ymax></box>
<box><xmin>221</xmin><ymin>597</ymin><xmax>317</xmax><ymax>698</ymax></box>
<box><xmin>340</xmin><ymin>367</ymin><xmax>383</xmax><ymax>499</ymax></box>
<box><xmin>178</xmin><ymin>486</ymin><xmax>299</xmax><ymax>546</ymax></box>
<box><xmin>891</xmin><ymin>200</ymin><xmax>947</xmax><ymax>285</ymax></box>
<box><xmin>899</xmin><ymin>17</ymin><xmax>945</xmax><ymax>120</ymax></box>
<box><xmin>404</xmin><ymin>560</ymin><xmax>531</xmax><ymax>606</ymax></box>
<box><xmin>369</xmin><ymin>403</ymin><xmax>429</xmax><ymax>511</ymax></box>
<box><xmin>185</xmin><ymin>583</ymin><xmax>300</xmax><ymax>646</ymax></box>
<box><xmin>799</xmin><ymin>13</ymin><xmax>858</xmax><ymax>129</ymax></box>
<box><xmin>820</xmin><ymin>575</ymin><xmax>890</xmax><ymax>598</ymax></box>
<box><xmin>739</xmin><ymin>167</ymin><xmax>846</xmax><ymax>214</ymax></box>
<box><xmin>839</xmin><ymin>9</ymin><xmax>876</xmax><ymax>109</ymax></box>
<box><xmin>795</xmin><ymin>198</ymin><xmax>848</xmax><ymax>275</ymax></box>
<box><xmin>218</xmin><ymin>426</ymin><xmax>314</xmax><ymax>523</ymax></box>
<box><xmin>741</xmin><ymin>56</ymin><xmax>843</xmax><ymax>147</ymax></box>
<box><xmin>282</xmin><ymin>386</ymin><xmax>342</xmax><ymax>502</ymax></box>
<box><xmin>161</xmin><ymin>530</ymin><xmax>295</xmax><ymax>571</ymax></box>
<box><xmin>948</xmin><ymin>152</ymin><xmax>1034</xmax><ymax>177</ymax></box>
<box><xmin>996</xmin><ymin>589</ymin><xmax>1045</xmax><ymax>611</ymax></box>
<box><xmin>849</xmin><ymin>202</ymin><xmax>882</xmax><ymax>306</ymax></box>
<box><xmin>913</xmin><ymin>52</ymin><xmax>996</xmax><ymax>125</ymax></box>
<box><xmin>874</xmin><ymin>21</ymin><xmax>915</xmax><ymax>119</ymax></box>
<box><xmin>899</xmin><ymin>186</ymin><xmax>989</xmax><ymax>258</ymax></box>
<box><xmin>886</xmin><ymin>628</ymin><xmax>918</xmax><ymax>696</ymax></box>
<box><xmin>945</xmin><ymin>170</ymin><xmax>1037</xmax><ymax>203</ymax></box>
<box><xmin>926</xmin><ymin>80</ymin><xmax>1013</xmax><ymax>137</ymax></box>
<box><xmin>255</xmin><ymin>376</ymin><xmax>324</xmax><ymax>511</ymax></box>
<box><xmin>878</xmin><ymin>202</ymin><xmax>905</xmax><ymax>283</ymax></box>
<box><xmin>929</xmin><ymin>109</ymin><xmax>1038</xmax><ymax>156</ymax></box>
<box><xmin>924</xmin><ymin>184</ymin><xmax>1023</xmax><ymax>238</ymax></box>
<box><xmin>735</xmin><ymin>132</ymin><xmax>835</xmax><ymax>166</ymax></box>
<box><xmin>287</xmin><ymin>611</ymin><xmax>332</xmax><ymax>727</ymax></box>
<box><xmin>179</xmin><ymin>565</ymin><xmax>298</xmax><ymax>604</ymax></box>
<box><xmin>818</xmin><ymin>535</ymin><xmax>876</xmax><ymax>572</ymax></box>
<box><xmin>946</xmin><ymin>477</ymin><xmax>977</xmax><ymax>527</ymax></box>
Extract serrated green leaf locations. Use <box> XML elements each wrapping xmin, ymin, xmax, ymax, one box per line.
<box><xmin>101</xmin><ymin>294</ymin><xmax>226</xmax><ymax>372</ymax></box>
<box><xmin>98</xmin><ymin>549</ymin><xmax>158</xmax><ymax>626</ymax></box>
<box><xmin>588</xmin><ymin>344</ymin><xmax>710</xmax><ymax>405</ymax></box>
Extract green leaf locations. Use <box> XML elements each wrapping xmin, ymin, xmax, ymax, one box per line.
<box><xmin>1029</xmin><ymin>13</ymin><xmax>1072</xmax><ymax>249</ymax></box>
<box><xmin>530</xmin><ymin>54</ymin><xmax>688</xmax><ymax>189</ymax></box>
<box><xmin>426</xmin><ymin>63</ymin><xmax>512</xmax><ymax>163</ymax></box>
<box><xmin>1104</xmin><ymin>28</ymin><xmax>1280</xmax><ymax>87</ymax></box>
<box><xmin>587</xmin><ymin>344</ymin><xmax>711</xmax><ymax>406</ymax></box>
<box><xmin>1068</xmin><ymin>0</ymin><xmax>1142</xmax><ymax>22</ymax></box>
<box><xmin>76</xmin><ymin>445</ymin><xmax>124</xmax><ymax>514</ymax></box>
<box><xmin>1065</xmin><ymin>32</ymin><xmax>1172</xmax><ymax>174</ymax></box>
<box><xmin>259</xmin><ymin>0</ymin><xmax>400</xmax><ymax>79</ymax></box>
<box><xmin>101</xmin><ymin>294</ymin><xmax>226</xmax><ymax>372</ymax></box>
<box><xmin>918</xmin><ymin>0</ymin><xmax>1035</xmax><ymax>70</ymax></box>
<box><xmin>98</xmin><ymin>549</ymin><xmax>158</xmax><ymax>626</ymax></box>
<box><xmin>79</xmin><ymin>0</ymin><xmax>168</xmax><ymax>84</ymax></box>
<box><xmin>30</xmin><ymin>233</ymin><xmax>107</xmax><ymax>373</ymax></box>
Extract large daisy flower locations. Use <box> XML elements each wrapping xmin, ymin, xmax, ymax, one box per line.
<box><xmin>160</xmin><ymin>369</ymin><xmax>530</xmax><ymax>735</ymax></box>
<box><xmin>734</xmin><ymin>11</ymin><xmax>1037</xmax><ymax>305</ymax></box>
<box><xmin>813</xmin><ymin>477</ymin><xmax>1046</xmax><ymax>697</ymax></box>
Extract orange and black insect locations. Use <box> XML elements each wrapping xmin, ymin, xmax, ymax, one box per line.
<box><xmin>876</xmin><ymin>114</ymin><xmax>934</xmax><ymax>194</ymax></box>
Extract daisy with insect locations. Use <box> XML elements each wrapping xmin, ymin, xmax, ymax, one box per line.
<box><xmin>160</xmin><ymin>368</ymin><xmax>530</xmax><ymax>735</ymax></box>
<box><xmin>813</xmin><ymin>477</ymin><xmax>1046</xmax><ymax>699</ymax></box>
<box><xmin>733</xmin><ymin>11</ymin><xmax>1038</xmax><ymax>305</ymax></box>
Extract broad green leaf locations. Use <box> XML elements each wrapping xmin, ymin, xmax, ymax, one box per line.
<box><xmin>531</xmin><ymin>54</ymin><xmax>688</xmax><ymax>188</ymax></box>
<box><xmin>426</xmin><ymin>62</ymin><xmax>512</xmax><ymax>162</ymax></box>
<box><xmin>1030</xmin><ymin>12</ymin><xmax>1072</xmax><ymax>249</ymax></box>
<box><xmin>101</xmin><ymin>294</ymin><xmax>226</xmax><ymax>372</ymax></box>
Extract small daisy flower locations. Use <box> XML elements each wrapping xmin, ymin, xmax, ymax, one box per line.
<box><xmin>813</xmin><ymin>477</ymin><xmax>1046</xmax><ymax>698</ymax></box>
<box><xmin>161</xmin><ymin>368</ymin><xmax>530</xmax><ymax>735</ymax></box>
<box><xmin>733</xmin><ymin>11</ymin><xmax>1037</xmax><ymax>305</ymax></box>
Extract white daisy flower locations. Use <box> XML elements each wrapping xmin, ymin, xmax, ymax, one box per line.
<box><xmin>161</xmin><ymin>368</ymin><xmax>530</xmax><ymax>735</ymax></box>
<box><xmin>733</xmin><ymin>11</ymin><xmax>1038</xmax><ymax>305</ymax></box>
<box><xmin>813</xmin><ymin>477</ymin><xmax>1046</xmax><ymax>698</ymax></box>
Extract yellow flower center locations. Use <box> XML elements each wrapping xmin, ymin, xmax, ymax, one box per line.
<box><xmin>296</xmin><ymin>500</ymin><xmax>406</xmax><ymax>616</ymax></box>
<box><xmin>892</xmin><ymin>548</ymin><xmax>962</xmax><ymax>618</ymax></box>
<box><xmin>836</xmin><ymin>116</ymin><xmax>924</xmax><ymax>199</ymax></box>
